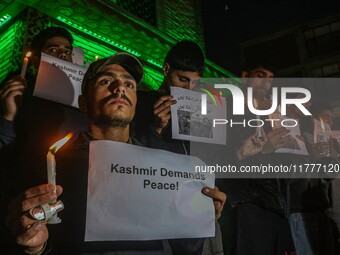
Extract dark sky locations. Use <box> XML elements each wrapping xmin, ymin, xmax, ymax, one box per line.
<box><xmin>202</xmin><ymin>0</ymin><xmax>340</xmax><ymax>74</ymax></box>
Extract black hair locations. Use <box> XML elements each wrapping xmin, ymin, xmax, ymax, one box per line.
<box><xmin>30</xmin><ymin>27</ymin><xmax>73</xmax><ymax>56</ymax></box>
<box><xmin>164</xmin><ymin>40</ymin><xmax>205</xmax><ymax>76</ymax></box>
<box><xmin>242</xmin><ymin>56</ymin><xmax>276</xmax><ymax>74</ymax></box>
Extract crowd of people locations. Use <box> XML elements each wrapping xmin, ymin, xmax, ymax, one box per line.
<box><xmin>0</xmin><ymin>26</ymin><xmax>339</xmax><ymax>255</ymax></box>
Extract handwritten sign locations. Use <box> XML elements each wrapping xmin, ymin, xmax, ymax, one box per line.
<box><xmin>33</xmin><ymin>53</ymin><xmax>87</xmax><ymax>108</ymax></box>
<box><xmin>85</xmin><ymin>141</ymin><xmax>215</xmax><ymax>241</ymax></box>
<box><xmin>170</xmin><ymin>87</ymin><xmax>227</xmax><ymax>144</ymax></box>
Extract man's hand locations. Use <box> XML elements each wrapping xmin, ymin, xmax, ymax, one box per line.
<box><xmin>202</xmin><ymin>186</ymin><xmax>227</xmax><ymax>221</ymax></box>
<box><xmin>262</xmin><ymin>127</ymin><xmax>291</xmax><ymax>154</ymax></box>
<box><xmin>0</xmin><ymin>76</ymin><xmax>26</xmax><ymax>121</ymax></box>
<box><xmin>152</xmin><ymin>95</ymin><xmax>177</xmax><ymax>134</ymax></box>
<box><xmin>237</xmin><ymin>132</ymin><xmax>267</xmax><ymax>160</ymax></box>
<box><xmin>5</xmin><ymin>184</ymin><xmax>63</xmax><ymax>253</ymax></box>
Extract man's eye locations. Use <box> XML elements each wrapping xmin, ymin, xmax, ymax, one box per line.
<box><xmin>49</xmin><ymin>48</ymin><xmax>58</xmax><ymax>53</ymax></box>
<box><xmin>179</xmin><ymin>77</ymin><xmax>189</xmax><ymax>82</ymax></box>
<box><xmin>126</xmin><ymin>82</ymin><xmax>135</xmax><ymax>89</ymax></box>
<box><xmin>99</xmin><ymin>79</ymin><xmax>112</xmax><ymax>86</ymax></box>
<box><xmin>65</xmin><ymin>50</ymin><xmax>72</xmax><ymax>55</ymax></box>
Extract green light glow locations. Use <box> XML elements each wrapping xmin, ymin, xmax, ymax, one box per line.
<box><xmin>143</xmin><ymin>65</ymin><xmax>164</xmax><ymax>90</ymax></box>
<box><xmin>147</xmin><ymin>59</ymin><xmax>163</xmax><ymax>68</ymax></box>
<box><xmin>57</xmin><ymin>16</ymin><xmax>141</xmax><ymax>57</ymax></box>
<box><xmin>0</xmin><ymin>14</ymin><xmax>11</xmax><ymax>27</ymax></box>
<box><xmin>0</xmin><ymin>20</ymin><xmax>22</xmax><ymax>83</ymax></box>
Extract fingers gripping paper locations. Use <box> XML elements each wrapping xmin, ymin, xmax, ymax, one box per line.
<box><xmin>85</xmin><ymin>141</ymin><xmax>215</xmax><ymax>241</ymax></box>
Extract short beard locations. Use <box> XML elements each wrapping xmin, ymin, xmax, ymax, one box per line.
<box><xmin>92</xmin><ymin>115</ymin><xmax>131</xmax><ymax>129</ymax></box>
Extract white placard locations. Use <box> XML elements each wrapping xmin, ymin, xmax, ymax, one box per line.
<box><xmin>33</xmin><ymin>53</ymin><xmax>87</xmax><ymax>108</ymax></box>
<box><xmin>85</xmin><ymin>141</ymin><xmax>215</xmax><ymax>241</ymax></box>
<box><xmin>72</xmin><ymin>47</ymin><xmax>85</xmax><ymax>66</ymax></box>
<box><xmin>270</xmin><ymin>113</ymin><xmax>309</xmax><ymax>155</ymax></box>
<box><xmin>170</xmin><ymin>87</ymin><xmax>227</xmax><ymax>145</ymax></box>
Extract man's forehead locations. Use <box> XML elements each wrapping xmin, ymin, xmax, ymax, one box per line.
<box><xmin>43</xmin><ymin>36</ymin><xmax>72</xmax><ymax>47</ymax></box>
<box><xmin>251</xmin><ymin>67</ymin><xmax>274</xmax><ymax>76</ymax></box>
<box><xmin>95</xmin><ymin>64</ymin><xmax>135</xmax><ymax>81</ymax></box>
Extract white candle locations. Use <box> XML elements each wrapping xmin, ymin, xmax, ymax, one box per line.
<box><xmin>20</xmin><ymin>52</ymin><xmax>31</xmax><ymax>78</ymax></box>
<box><xmin>46</xmin><ymin>133</ymin><xmax>73</xmax><ymax>224</ymax></box>
<box><xmin>320</xmin><ymin>117</ymin><xmax>327</xmax><ymax>142</ymax></box>
<box><xmin>47</xmin><ymin>150</ymin><xmax>57</xmax><ymax>193</ymax></box>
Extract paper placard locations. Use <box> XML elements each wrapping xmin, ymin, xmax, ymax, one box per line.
<box><xmin>72</xmin><ymin>47</ymin><xmax>85</xmax><ymax>66</ymax></box>
<box><xmin>270</xmin><ymin>113</ymin><xmax>309</xmax><ymax>155</ymax></box>
<box><xmin>85</xmin><ymin>141</ymin><xmax>215</xmax><ymax>241</ymax></box>
<box><xmin>170</xmin><ymin>87</ymin><xmax>227</xmax><ymax>144</ymax></box>
<box><xmin>33</xmin><ymin>53</ymin><xmax>87</xmax><ymax>108</ymax></box>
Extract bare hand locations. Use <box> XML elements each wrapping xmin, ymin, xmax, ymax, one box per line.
<box><xmin>153</xmin><ymin>95</ymin><xmax>177</xmax><ymax>134</ymax></box>
<box><xmin>202</xmin><ymin>186</ymin><xmax>227</xmax><ymax>221</ymax></box>
<box><xmin>237</xmin><ymin>132</ymin><xmax>267</xmax><ymax>160</ymax></box>
<box><xmin>0</xmin><ymin>76</ymin><xmax>26</xmax><ymax>121</ymax></box>
<box><xmin>262</xmin><ymin>127</ymin><xmax>291</xmax><ymax>154</ymax></box>
<box><xmin>310</xmin><ymin>142</ymin><xmax>331</xmax><ymax>160</ymax></box>
<box><xmin>5</xmin><ymin>184</ymin><xmax>63</xmax><ymax>252</ymax></box>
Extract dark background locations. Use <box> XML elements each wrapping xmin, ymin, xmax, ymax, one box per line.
<box><xmin>202</xmin><ymin>0</ymin><xmax>340</xmax><ymax>74</ymax></box>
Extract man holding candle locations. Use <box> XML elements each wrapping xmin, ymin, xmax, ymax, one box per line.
<box><xmin>0</xmin><ymin>26</ymin><xmax>80</xmax><ymax>151</ymax></box>
<box><xmin>3</xmin><ymin>53</ymin><xmax>226</xmax><ymax>254</ymax></box>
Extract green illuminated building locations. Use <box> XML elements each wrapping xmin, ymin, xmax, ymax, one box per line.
<box><xmin>0</xmin><ymin>0</ymin><xmax>234</xmax><ymax>90</ymax></box>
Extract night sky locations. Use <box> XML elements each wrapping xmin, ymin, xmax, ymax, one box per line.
<box><xmin>202</xmin><ymin>0</ymin><xmax>340</xmax><ymax>74</ymax></box>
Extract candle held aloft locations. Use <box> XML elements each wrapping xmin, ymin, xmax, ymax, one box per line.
<box><xmin>20</xmin><ymin>52</ymin><xmax>31</xmax><ymax>78</ymax></box>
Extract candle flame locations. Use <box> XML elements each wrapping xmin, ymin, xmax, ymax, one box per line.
<box><xmin>26</xmin><ymin>51</ymin><xmax>32</xmax><ymax>58</ymax></box>
<box><xmin>95</xmin><ymin>56</ymin><xmax>99</xmax><ymax>61</ymax></box>
<box><xmin>320</xmin><ymin>117</ymin><xmax>325</xmax><ymax>130</ymax></box>
<box><xmin>49</xmin><ymin>132</ymin><xmax>73</xmax><ymax>154</ymax></box>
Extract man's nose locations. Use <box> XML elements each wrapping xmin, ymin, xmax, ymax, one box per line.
<box><xmin>57</xmin><ymin>50</ymin><xmax>68</xmax><ymax>61</ymax></box>
<box><xmin>109</xmin><ymin>79</ymin><xmax>125</xmax><ymax>94</ymax></box>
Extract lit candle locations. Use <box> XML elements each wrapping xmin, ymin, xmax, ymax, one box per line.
<box><xmin>95</xmin><ymin>55</ymin><xmax>99</xmax><ymax>61</ymax></box>
<box><xmin>20</xmin><ymin>51</ymin><xmax>31</xmax><ymax>78</ymax></box>
<box><xmin>47</xmin><ymin>133</ymin><xmax>73</xmax><ymax>223</ymax></box>
<box><xmin>320</xmin><ymin>117</ymin><xmax>327</xmax><ymax>142</ymax></box>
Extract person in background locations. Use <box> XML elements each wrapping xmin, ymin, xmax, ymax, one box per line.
<box><xmin>0</xmin><ymin>27</ymin><xmax>74</xmax><ymax>150</ymax></box>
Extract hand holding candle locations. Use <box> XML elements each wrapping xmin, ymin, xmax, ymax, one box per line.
<box><xmin>46</xmin><ymin>132</ymin><xmax>73</xmax><ymax>223</ymax></box>
<box><xmin>20</xmin><ymin>51</ymin><xmax>31</xmax><ymax>78</ymax></box>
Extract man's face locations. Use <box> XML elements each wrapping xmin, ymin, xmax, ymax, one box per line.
<box><xmin>320</xmin><ymin>109</ymin><xmax>333</xmax><ymax>127</ymax></box>
<box><xmin>41</xmin><ymin>36</ymin><xmax>73</xmax><ymax>62</ymax></box>
<box><xmin>80</xmin><ymin>64</ymin><xmax>137</xmax><ymax>127</ymax></box>
<box><xmin>166</xmin><ymin>69</ymin><xmax>201</xmax><ymax>90</ymax></box>
<box><xmin>242</xmin><ymin>67</ymin><xmax>274</xmax><ymax>100</ymax></box>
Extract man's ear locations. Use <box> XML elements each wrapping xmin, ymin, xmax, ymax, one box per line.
<box><xmin>241</xmin><ymin>71</ymin><xmax>248</xmax><ymax>80</ymax></box>
<box><xmin>162</xmin><ymin>63</ymin><xmax>170</xmax><ymax>77</ymax></box>
<box><xmin>78</xmin><ymin>95</ymin><xmax>88</xmax><ymax>112</ymax></box>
